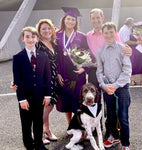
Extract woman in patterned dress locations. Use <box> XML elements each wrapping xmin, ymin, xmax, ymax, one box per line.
<box><xmin>36</xmin><ymin>19</ymin><xmax>58</xmax><ymax>142</ymax></box>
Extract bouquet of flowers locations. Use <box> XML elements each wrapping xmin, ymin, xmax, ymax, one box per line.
<box><xmin>67</xmin><ymin>47</ymin><xmax>96</xmax><ymax>68</ymax></box>
<box><xmin>132</xmin><ymin>21</ymin><xmax>142</xmax><ymax>37</ymax></box>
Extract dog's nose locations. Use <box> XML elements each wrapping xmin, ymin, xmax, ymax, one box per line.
<box><xmin>86</xmin><ymin>92</ymin><xmax>94</xmax><ymax>99</ymax></box>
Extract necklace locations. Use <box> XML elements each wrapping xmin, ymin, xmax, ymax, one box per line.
<box><xmin>63</xmin><ymin>30</ymin><xmax>74</xmax><ymax>56</ymax></box>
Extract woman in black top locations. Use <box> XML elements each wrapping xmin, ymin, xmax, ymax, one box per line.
<box><xmin>36</xmin><ymin>19</ymin><xmax>58</xmax><ymax>143</ymax></box>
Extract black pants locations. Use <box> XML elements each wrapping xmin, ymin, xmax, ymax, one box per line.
<box><xmin>19</xmin><ymin>101</ymin><xmax>43</xmax><ymax>149</ymax></box>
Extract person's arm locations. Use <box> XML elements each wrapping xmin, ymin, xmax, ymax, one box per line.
<box><xmin>112</xmin><ymin>53</ymin><xmax>132</xmax><ymax>90</ymax></box>
<box><xmin>13</xmin><ymin>55</ymin><xmax>26</xmax><ymax>101</ymax></box>
<box><xmin>13</xmin><ymin>55</ymin><xmax>30</xmax><ymax>110</ymax></box>
<box><xmin>125</xmin><ymin>40</ymin><xmax>142</xmax><ymax>46</ymax></box>
<box><xmin>43</xmin><ymin>54</ymin><xmax>51</xmax><ymax>101</ymax></box>
<box><xmin>122</xmin><ymin>45</ymin><xmax>132</xmax><ymax>56</ymax></box>
<box><xmin>96</xmin><ymin>49</ymin><xmax>106</xmax><ymax>90</ymax></box>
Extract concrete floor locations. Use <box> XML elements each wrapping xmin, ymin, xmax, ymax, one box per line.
<box><xmin>0</xmin><ymin>61</ymin><xmax>142</xmax><ymax>150</ymax></box>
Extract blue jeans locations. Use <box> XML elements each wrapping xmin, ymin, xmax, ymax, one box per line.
<box><xmin>103</xmin><ymin>83</ymin><xmax>131</xmax><ymax>146</ymax></box>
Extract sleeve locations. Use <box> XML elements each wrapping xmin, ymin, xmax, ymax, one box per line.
<box><xmin>119</xmin><ymin>30</ymin><xmax>131</xmax><ymax>44</ymax></box>
<box><xmin>115</xmin><ymin>30</ymin><xmax>121</xmax><ymax>42</ymax></box>
<box><xmin>43</xmin><ymin>54</ymin><xmax>51</xmax><ymax>96</ymax></box>
<box><xmin>112</xmin><ymin>53</ymin><xmax>132</xmax><ymax>89</ymax></box>
<box><xmin>13</xmin><ymin>55</ymin><xmax>26</xmax><ymax>101</ymax></box>
<box><xmin>82</xmin><ymin>34</ymin><xmax>89</xmax><ymax>49</ymax></box>
<box><xmin>96</xmin><ymin>49</ymin><xmax>106</xmax><ymax>89</ymax></box>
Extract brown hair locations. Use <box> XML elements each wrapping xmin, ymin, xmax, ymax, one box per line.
<box><xmin>102</xmin><ymin>22</ymin><xmax>116</xmax><ymax>32</ymax></box>
<box><xmin>36</xmin><ymin>19</ymin><xmax>56</xmax><ymax>45</ymax></box>
<box><xmin>22</xmin><ymin>26</ymin><xmax>38</xmax><ymax>38</ymax></box>
<box><xmin>57</xmin><ymin>15</ymin><xmax>79</xmax><ymax>33</ymax></box>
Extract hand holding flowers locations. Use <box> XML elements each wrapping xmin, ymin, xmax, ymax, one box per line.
<box><xmin>67</xmin><ymin>47</ymin><xmax>96</xmax><ymax>68</ymax></box>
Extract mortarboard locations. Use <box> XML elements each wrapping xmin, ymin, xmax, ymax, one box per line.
<box><xmin>61</xmin><ymin>7</ymin><xmax>81</xmax><ymax>18</ymax></box>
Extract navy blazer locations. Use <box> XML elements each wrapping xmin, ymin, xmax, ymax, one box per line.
<box><xmin>13</xmin><ymin>48</ymin><xmax>51</xmax><ymax>102</ymax></box>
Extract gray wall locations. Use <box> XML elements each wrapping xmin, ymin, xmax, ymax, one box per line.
<box><xmin>0</xmin><ymin>11</ymin><xmax>16</xmax><ymax>40</ymax></box>
<box><xmin>0</xmin><ymin>7</ymin><xmax>142</xmax><ymax>41</ymax></box>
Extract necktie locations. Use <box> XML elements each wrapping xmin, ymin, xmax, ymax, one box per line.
<box><xmin>30</xmin><ymin>51</ymin><xmax>36</xmax><ymax>71</ymax></box>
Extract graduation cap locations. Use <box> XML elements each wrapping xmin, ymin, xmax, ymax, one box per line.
<box><xmin>61</xmin><ymin>6</ymin><xmax>81</xmax><ymax>18</ymax></box>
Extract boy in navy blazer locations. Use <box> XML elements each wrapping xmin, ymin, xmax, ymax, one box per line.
<box><xmin>13</xmin><ymin>26</ymin><xmax>51</xmax><ymax>150</ymax></box>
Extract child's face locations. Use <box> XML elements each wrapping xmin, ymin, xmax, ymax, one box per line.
<box><xmin>22</xmin><ymin>31</ymin><xmax>38</xmax><ymax>49</ymax></box>
<box><xmin>102</xmin><ymin>27</ymin><xmax>116</xmax><ymax>45</ymax></box>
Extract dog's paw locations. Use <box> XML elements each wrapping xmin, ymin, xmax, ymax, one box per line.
<box><xmin>65</xmin><ymin>144</ymin><xmax>83</xmax><ymax>150</ymax></box>
<box><xmin>72</xmin><ymin>145</ymin><xmax>83</xmax><ymax>150</ymax></box>
<box><xmin>65</xmin><ymin>144</ymin><xmax>72</xmax><ymax>149</ymax></box>
<box><xmin>99</xmin><ymin>147</ymin><xmax>105</xmax><ymax>150</ymax></box>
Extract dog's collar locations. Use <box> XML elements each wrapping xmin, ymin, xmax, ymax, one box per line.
<box><xmin>87</xmin><ymin>104</ymin><xmax>98</xmax><ymax>117</ymax></box>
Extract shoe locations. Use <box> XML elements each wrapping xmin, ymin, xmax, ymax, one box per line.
<box><xmin>104</xmin><ymin>135</ymin><xmax>120</xmax><ymax>148</ymax></box>
<box><xmin>42</xmin><ymin>138</ymin><xmax>50</xmax><ymax>145</ymax></box>
<box><xmin>44</xmin><ymin>130</ymin><xmax>58</xmax><ymax>141</ymax></box>
<box><xmin>122</xmin><ymin>146</ymin><xmax>130</xmax><ymax>150</ymax></box>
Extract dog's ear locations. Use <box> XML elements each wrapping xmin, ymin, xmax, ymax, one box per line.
<box><xmin>95</xmin><ymin>86</ymin><xmax>101</xmax><ymax>103</ymax></box>
<box><xmin>79</xmin><ymin>85</ymin><xmax>84</xmax><ymax>104</ymax></box>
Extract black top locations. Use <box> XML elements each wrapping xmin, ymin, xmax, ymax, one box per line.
<box><xmin>37</xmin><ymin>41</ymin><xmax>58</xmax><ymax>105</ymax></box>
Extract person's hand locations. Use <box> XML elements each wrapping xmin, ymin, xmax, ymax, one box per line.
<box><xmin>122</xmin><ymin>45</ymin><xmax>132</xmax><ymax>56</ymax></box>
<box><xmin>43</xmin><ymin>98</ymin><xmax>51</xmax><ymax>107</ymax></box>
<box><xmin>74</xmin><ymin>67</ymin><xmax>85</xmax><ymax>74</ymax></box>
<box><xmin>104</xmin><ymin>84</ymin><xmax>115</xmax><ymax>95</ymax></box>
<box><xmin>57</xmin><ymin>74</ymin><xmax>64</xmax><ymax>86</ymax></box>
<box><xmin>136</xmin><ymin>40</ymin><xmax>142</xmax><ymax>45</ymax></box>
<box><xmin>10</xmin><ymin>81</ymin><xmax>17</xmax><ymax>92</ymax></box>
<box><xmin>20</xmin><ymin>100</ymin><xmax>29</xmax><ymax>110</ymax></box>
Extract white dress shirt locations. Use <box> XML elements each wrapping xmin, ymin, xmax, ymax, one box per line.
<box><xmin>119</xmin><ymin>25</ymin><xmax>131</xmax><ymax>44</ymax></box>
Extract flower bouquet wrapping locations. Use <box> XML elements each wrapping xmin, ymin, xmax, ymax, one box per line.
<box><xmin>67</xmin><ymin>47</ymin><xmax>96</xmax><ymax>68</ymax></box>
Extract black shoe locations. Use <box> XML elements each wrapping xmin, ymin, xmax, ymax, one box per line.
<box><xmin>35</xmin><ymin>145</ymin><xmax>48</xmax><ymax>150</ymax></box>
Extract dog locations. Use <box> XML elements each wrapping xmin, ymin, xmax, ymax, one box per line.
<box><xmin>65</xmin><ymin>83</ymin><xmax>105</xmax><ymax>150</ymax></box>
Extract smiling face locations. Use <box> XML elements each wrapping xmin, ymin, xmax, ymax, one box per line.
<box><xmin>39</xmin><ymin>23</ymin><xmax>53</xmax><ymax>40</ymax></box>
<box><xmin>22</xmin><ymin>31</ymin><xmax>38</xmax><ymax>50</ymax></box>
<box><xmin>90</xmin><ymin>11</ymin><xmax>104</xmax><ymax>31</ymax></box>
<box><xmin>64</xmin><ymin>15</ymin><xmax>77</xmax><ymax>30</ymax></box>
<box><xmin>102</xmin><ymin>27</ymin><xmax>116</xmax><ymax>45</ymax></box>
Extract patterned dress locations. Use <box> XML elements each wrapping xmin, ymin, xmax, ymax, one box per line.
<box><xmin>56</xmin><ymin>31</ymin><xmax>88</xmax><ymax>112</ymax></box>
<box><xmin>37</xmin><ymin>41</ymin><xmax>58</xmax><ymax>105</ymax></box>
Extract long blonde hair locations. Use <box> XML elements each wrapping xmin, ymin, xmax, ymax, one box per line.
<box><xmin>36</xmin><ymin>19</ymin><xmax>56</xmax><ymax>45</ymax></box>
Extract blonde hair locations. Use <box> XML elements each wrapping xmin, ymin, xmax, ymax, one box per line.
<box><xmin>90</xmin><ymin>8</ymin><xmax>104</xmax><ymax>17</ymax></box>
<box><xmin>22</xmin><ymin>26</ymin><xmax>38</xmax><ymax>37</ymax></box>
<box><xmin>36</xmin><ymin>19</ymin><xmax>56</xmax><ymax>45</ymax></box>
